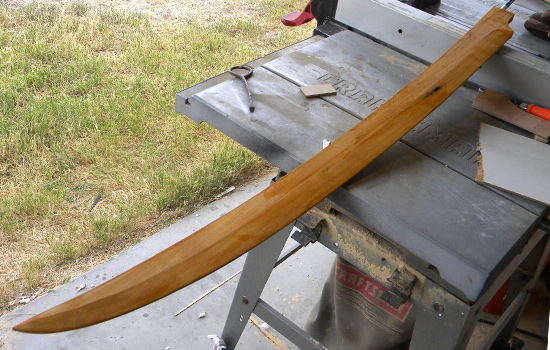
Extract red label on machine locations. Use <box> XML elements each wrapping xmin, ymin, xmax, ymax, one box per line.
<box><xmin>335</xmin><ymin>260</ymin><xmax>412</xmax><ymax>322</ymax></box>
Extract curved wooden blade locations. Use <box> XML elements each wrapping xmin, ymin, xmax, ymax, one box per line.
<box><xmin>13</xmin><ymin>7</ymin><xmax>513</xmax><ymax>334</ymax></box>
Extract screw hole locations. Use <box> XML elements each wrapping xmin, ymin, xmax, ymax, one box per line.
<box><xmin>433</xmin><ymin>302</ymin><xmax>445</xmax><ymax>313</ymax></box>
<box><xmin>398</xmin><ymin>29</ymin><xmax>403</xmax><ymax>34</ymax></box>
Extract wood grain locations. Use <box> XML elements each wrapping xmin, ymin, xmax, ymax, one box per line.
<box><xmin>13</xmin><ymin>7</ymin><xmax>514</xmax><ymax>333</ymax></box>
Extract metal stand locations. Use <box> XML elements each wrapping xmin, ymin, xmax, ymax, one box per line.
<box><xmin>219</xmin><ymin>199</ymin><xmax>550</xmax><ymax>350</ymax></box>
<box><xmin>409</xmin><ymin>228</ymin><xmax>550</xmax><ymax>350</ymax></box>
<box><xmin>220</xmin><ymin>222</ymin><xmax>325</xmax><ymax>350</ymax></box>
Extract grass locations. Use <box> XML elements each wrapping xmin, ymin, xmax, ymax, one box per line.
<box><xmin>0</xmin><ymin>0</ymin><xmax>315</xmax><ymax>313</ymax></box>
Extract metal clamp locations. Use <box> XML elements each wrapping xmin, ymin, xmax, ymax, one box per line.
<box><xmin>292</xmin><ymin>211</ymin><xmax>325</xmax><ymax>247</ymax></box>
<box><xmin>381</xmin><ymin>268</ymin><xmax>417</xmax><ymax>309</ymax></box>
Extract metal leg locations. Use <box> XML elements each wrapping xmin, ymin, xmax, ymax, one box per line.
<box><xmin>479</xmin><ymin>290</ymin><xmax>529</xmax><ymax>349</ymax></box>
<box><xmin>254</xmin><ymin>299</ymin><xmax>327</xmax><ymax>350</ymax></box>
<box><xmin>488</xmin><ymin>232</ymin><xmax>550</xmax><ymax>349</ymax></box>
<box><xmin>409</xmin><ymin>279</ymin><xmax>478</xmax><ymax>350</ymax></box>
<box><xmin>221</xmin><ymin>223</ymin><xmax>294</xmax><ymax>349</ymax></box>
<box><xmin>410</xmin><ymin>232</ymin><xmax>550</xmax><ymax>350</ymax></box>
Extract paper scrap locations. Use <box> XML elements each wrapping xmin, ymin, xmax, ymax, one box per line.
<box><xmin>476</xmin><ymin>123</ymin><xmax>550</xmax><ymax>206</ymax></box>
<box><xmin>300</xmin><ymin>84</ymin><xmax>337</xmax><ymax>97</ymax></box>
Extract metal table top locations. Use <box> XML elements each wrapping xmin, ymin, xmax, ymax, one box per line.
<box><xmin>424</xmin><ymin>0</ymin><xmax>550</xmax><ymax>59</ymax></box>
<box><xmin>175</xmin><ymin>30</ymin><xmax>547</xmax><ymax>302</ymax></box>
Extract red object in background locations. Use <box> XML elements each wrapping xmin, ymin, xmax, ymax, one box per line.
<box><xmin>484</xmin><ymin>253</ymin><xmax>550</xmax><ymax>314</ymax></box>
<box><xmin>525</xmin><ymin>103</ymin><xmax>550</xmax><ymax>122</ymax></box>
<box><xmin>281</xmin><ymin>0</ymin><xmax>314</xmax><ymax>26</ymax></box>
<box><xmin>483</xmin><ymin>278</ymin><xmax>511</xmax><ymax>314</ymax></box>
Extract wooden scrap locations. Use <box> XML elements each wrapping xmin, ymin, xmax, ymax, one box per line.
<box><xmin>476</xmin><ymin>123</ymin><xmax>550</xmax><ymax>206</ymax></box>
<box><xmin>174</xmin><ymin>269</ymin><xmax>242</xmax><ymax>316</ymax></box>
<box><xmin>300</xmin><ymin>84</ymin><xmax>337</xmax><ymax>97</ymax></box>
<box><xmin>213</xmin><ymin>186</ymin><xmax>236</xmax><ymax>201</ymax></box>
<box><xmin>533</xmin><ymin>135</ymin><xmax>548</xmax><ymax>144</ymax></box>
<box><xmin>249</xmin><ymin>315</ymin><xmax>288</xmax><ymax>350</ymax></box>
<box><xmin>472</xmin><ymin>89</ymin><xmax>550</xmax><ymax>140</ymax></box>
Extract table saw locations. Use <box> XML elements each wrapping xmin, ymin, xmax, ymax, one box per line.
<box><xmin>175</xmin><ymin>0</ymin><xmax>550</xmax><ymax>348</ymax></box>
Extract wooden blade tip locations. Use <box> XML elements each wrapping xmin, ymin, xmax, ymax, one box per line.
<box><xmin>12</xmin><ymin>307</ymin><xmax>77</xmax><ymax>334</ymax></box>
<box><xmin>13</xmin><ymin>316</ymin><xmax>44</xmax><ymax>334</ymax></box>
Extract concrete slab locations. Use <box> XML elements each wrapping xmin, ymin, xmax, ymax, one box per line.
<box><xmin>4</xmin><ymin>174</ymin><xmax>544</xmax><ymax>350</ymax></box>
<box><xmin>0</xmin><ymin>175</ymin><xmax>336</xmax><ymax>350</ymax></box>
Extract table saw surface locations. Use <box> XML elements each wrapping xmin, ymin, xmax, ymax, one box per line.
<box><xmin>175</xmin><ymin>28</ymin><xmax>547</xmax><ymax>303</ymax></box>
